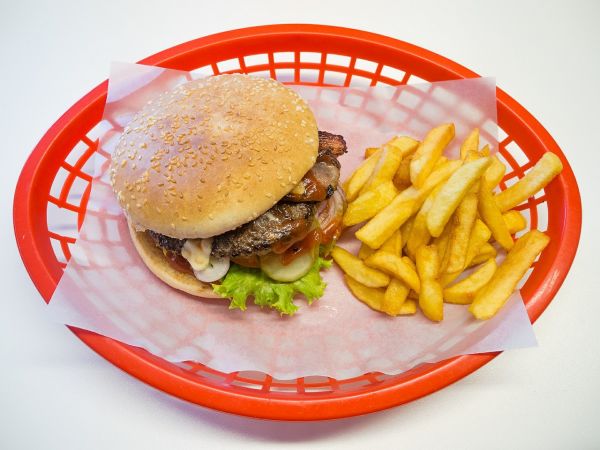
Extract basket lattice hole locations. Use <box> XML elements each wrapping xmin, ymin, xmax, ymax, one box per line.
<box><xmin>533</xmin><ymin>190</ymin><xmax>549</xmax><ymax>232</ymax></box>
<box><xmin>243</xmin><ymin>53</ymin><xmax>269</xmax><ymax>68</ymax></box>
<box><xmin>498</xmin><ymin>126</ymin><xmax>509</xmax><ymax>143</ymax></box>
<box><xmin>269</xmin><ymin>380</ymin><xmax>299</xmax><ymax>393</ymax></box>
<box><xmin>273</xmin><ymin>51</ymin><xmax>295</xmax><ymax>63</ymax></box>
<box><xmin>302</xmin><ymin>376</ymin><xmax>335</xmax><ymax>393</ymax></box>
<box><xmin>49</xmin><ymin>237</ymin><xmax>69</xmax><ymax>265</ymax></box>
<box><xmin>354</xmin><ymin>58</ymin><xmax>378</xmax><ymax>74</ymax></box>
<box><xmin>65</xmin><ymin>141</ymin><xmax>92</xmax><ymax>168</ymax></box>
<box><xmin>47</xmin><ymin>202</ymin><xmax>79</xmax><ymax>238</ymax></box>
<box><xmin>86</xmin><ymin>119</ymin><xmax>113</xmax><ymax>143</ymax></box>
<box><xmin>275</xmin><ymin>68</ymin><xmax>295</xmax><ymax>83</ymax></box>
<box><xmin>349</xmin><ymin>74</ymin><xmax>373</xmax><ymax>87</ymax></box>
<box><xmin>216</xmin><ymin>58</ymin><xmax>241</xmax><ymax>73</ymax></box>
<box><xmin>323</xmin><ymin>53</ymin><xmax>349</xmax><ymax>67</ymax></box>
<box><xmin>338</xmin><ymin>378</ymin><xmax>373</xmax><ymax>391</ymax></box>
<box><xmin>300</xmin><ymin>52</ymin><xmax>322</xmax><ymax>63</ymax></box>
<box><xmin>190</xmin><ymin>65</ymin><xmax>214</xmax><ymax>79</ymax></box>
<box><xmin>229</xmin><ymin>372</ymin><xmax>266</xmax><ymax>390</ymax></box>
<box><xmin>504</xmin><ymin>141</ymin><xmax>531</xmax><ymax>169</ymax></box>
<box><xmin>380</xmin><ymin>65</ymin><xmax>406</xmax><ymax>84</ymax></box>
<box><xmin>408</xmin><ymin>74</ymin><xmax>428</xmax><ymax>84</ymax></box>
<box><xmin>323</xmin><ymin>70</ymin><xmax>347</xmax><ymax>86</ymax></box>
<box><xmin>300</xmin><ymin>68</ymin><xmax>320</xmax><ymax>83</ymax></box>
<box><xmin>247</xmin><ymin>69</ymin><xmax>272</xmax><ymax>79</ymax></box>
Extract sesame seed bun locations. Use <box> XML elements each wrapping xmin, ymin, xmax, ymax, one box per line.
<box><xmin>110</xmin><ymin>74</ymin><xmax>319</xmax><ymax>239</ymax></box>
<box><xmin>127</xmin><ymin>219</ymin><xmax>220</xmax><ymax>298</ymax></box>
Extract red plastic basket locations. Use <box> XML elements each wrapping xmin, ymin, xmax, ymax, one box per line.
<box><xmin>13</xmin><ymin>24</ymin><xmax>581</xmax><ymax>420</ymax></box>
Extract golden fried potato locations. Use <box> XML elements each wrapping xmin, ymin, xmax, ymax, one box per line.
<box><xmin>443</xmin><ymin>193</ymin><xmax>479</xmax><ymax>273</ymax></box>
<box><xmin>443</xmin><ymin>258</ymin><xmax>497</xmax><ymax>304</ymax></box>
<box><xmin>416</xmin><ymin>245</ymin><xmax>443</xmax><ymax>321</ymax></box>
<box><xmin>365</xmin><ymin>147</ymin><xmax>379</xmax><ymax>158</ymax></box>
<box><xmin>359</xmin><ymin>145</ymin><xmax>403</xmax><ymax>195</ymax></box>
<box><xmin>427</xmin><ymin>157</ymin><xmax>491</xmax><ymax>237</ymax></box>
<box><xmin>470</xmin><ymin>230</ymin><xmax>550</xmax><ymax>319</ymax></box>
<box><xmin>331</xmin><ymin>246</ymin><xmax>390</xmax><ymax>288</ymax></box>
<box><xmin>344</xmin><ymin>275</ymin><xmax>384</xmax><ymax>311</ymax></box>
<box><xmin>410</xmin><ymin>123</ymin><xmax>455</xmax><ymax>188</ymax></box>
<box><xmin>358</xmin><ymin>243</ymin><xmax>375</xmax><ymax>260</ymax></box>
<box><xmin>355</xmin><ymin>198</ymin><xmax>415</xmax><ymax>249</ymax></box>
<box><xmin>479</xmin><ymin>184</ymin><xmax>514</xmax><ymax>251</ymax></box>
<box><xmin>386</xmin><ymin>136</ymin><xmax>420</xmax><ymax>157</ymax></box>
<box><xmin>405</xmin><ymin>184</ymin><xmax>443</xmax><ymax>258</ymax></box>
<box><xmin>383</xmin><ymin>278</ymin><xmax>411</xmax><ymax>315</ymax></box>
<box><xmin>393</xmin><ymin>155</ymin><xmax>413</xmax><ymax>190</ymax></box>
<box><xmin>344</xmin><ymin>148</ymin><xmax>383</xmax><ymax>201</ymax></box>
<box><xmin>495</xmin><ymin>152</ymin><xmax>563</xmax><ymax>212</ymax></box>
<box><xmin>365</xmin><ymin>252</ymin><xmax>421</xmax><ymax>293</ymax></box>
<box><xmin>460</xmin><ymin>128</ymin><xmax>479</xmax><ymax>160</ymax></box>
<box><xmin>482</xmin><ymin>155</ymin><xmax>506</xmax><ymax>191</ymax></box>
<box><xmin>503</xmin><ymin>210</ymin><xmax>527</xmax><ymax>234</ymax></box>
<box><xmin>379</xmin><ymin>229</ymin><xmax>403</xmax><ymax>255</ymax></box>
<box><xmin>468</xmin><ymin>243</ymin><xmax>497</xmax><ymax>267</ymax></box>
<box><xmin>343</xmin><ymin>181</ymin><xmax>399</xmax><ymax>226</ymax></box>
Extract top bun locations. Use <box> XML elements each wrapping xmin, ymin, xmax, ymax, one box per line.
<box><xmin>110</xmin><ymin>74</ymin><xmax>319</xmax><ymax>239</ymax></box>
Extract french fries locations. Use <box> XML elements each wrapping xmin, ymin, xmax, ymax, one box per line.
<box><xmin>344</xmin><ymin>275</ymin><xmax>416</xmax><ymax>315</ymax></box>
<box><xmin>495</xmin><ymin>152</ymin><xmax>563</xmax><ymax>212</ymax></box>
<box><xmin>331</xmin><ymin>247</ymin><xmax>390</xmax><ymax>288</ymax></box>
<box><xmin>334</xmin><ymin>123</ymin><xmax>562</xmax><ymax>322</ymax></box>
<box><xmin>410</xmin><ymin>123</ymin><xmax>455</xmax><ymax>188</ymax></box>
<box><xmin>416</xmin><ymin>245</ymin><xmax>443</xmax><ymax>321</ymax></box>
<box><xmin>359</xmin><ymin>145</ymin><xmax>403</xmax><ymax>196</ymax></box>
<box><xmin>427</xmin><ymin>157</ymin><xmax>491</xmax><ymax>237</ymax></box>
<box><xmin>443</xmin><ymin>258</ymin><xmax>497</xmax><ymax>304</ymax></box>
<box><xmin>365</xmin><ymin>252</ymin><xmax>421</xmax><ymax>293</ymax></box>
<box><xmin>343</xmin><ymin>181</ymin><xmax>399</xmax><ymax>226</ymax></box>
<box><xmin>470</xmin><ymin>230</ymin><xmax>550</xmax><ymax>319</ymax></box>
<box><xmin>343</xmin><ymin>148</ymin><xmax>383</xmax><ymax>201</ymax></box>
<box><xmin>503</xmin><ymin>210</ymin><xmax>527</xmax><ymax>234</ymax></box>
<box><xmin>383</xmin><ymin>278</ymin><xmax>411</xmax><ymax>315</ymax></box>
<box><xmin>443</xmin><ymin>193</ymin><xmax>479</xmax><ymax>273</ymax></box>
<box><xmin>460</xmin><ymin>128</ymin><xmax>479</xmax><ymax>160</ymax></box>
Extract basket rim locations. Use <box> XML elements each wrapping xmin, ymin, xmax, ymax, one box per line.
<box><xmin>13</xmin><ymin>24</ymin><xmax>582</xmax><ymax>421</ymax></box>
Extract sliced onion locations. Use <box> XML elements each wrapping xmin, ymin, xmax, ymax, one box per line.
<box><xmin>317</xmin><ymin>189</ymin><xmax>347</xmax><ymax>231</ymax></box>
<box><xmin>193</xmin><ymin>256</ymin><xmax>230</xmax><ymax>282</ymax></box>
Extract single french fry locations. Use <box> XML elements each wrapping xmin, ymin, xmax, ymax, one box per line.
<box><xmin>400</xmin><ymin>217</ymin><xmax>415</xmax><ymax>250</ymax></box>
<box><xmin>355</xmin><ymin>198</ymin><xmax>416</xmax><ymax>249</ymax></box>
<box><xmin>405</xmin><ymin>184</ymin><xmax>443</xmax><ymax>258</ymax></box>
<box><xmin>444</xmin><ymin>193</ymin><xmax>479</xmax><ymax>273</ymax></box>
<box><xmin>495</xmin><ymin>153</ymin><xmax>563</xmax><ymax>212</ymax></box>
<box><xmin>393</xmin><ymin>155</ymin><xmax>413</xmax><ymax>190</ymax></box>
<box><xmin>439</xmin><ymin>219</ymin><xmax>492</xmax><ymax>286</ymax></box>
<box><xmin>479</xmin><ymin>144</ymin><xmax>491</xmax><ymax>157</ymax></box>
<box><xmin>358</xmin><ymin>243</ymin><xmax>375</xmax><ymax>260</ymax></box>
<box><xmin>365</xmin><ymin>147</ymin><xmax>379</xmax><ymax>158</ymax></box>
<box><xmin>331</xmin><ymin>246</ymin><xmax>390</xmax><ymax>288</ymax></box>
<box><xmin>344</xmin><ymin>275</ymin><xmax>384</xmax><ymax>311</ymax></box>
<box><xmin>343</xmin><ymin>148</ymin><xmax>383</xmax><ymax>201</ymax></box>
<box><xmin>383</xmin><ymin>278</ymin><xmax>411</xmax><ymax>315</ymax></box>
<box><xmin>482</xmin><ymin>155</ymin><xmax>506</xmax><ymax>191</ymax></box>
<box><xmin>479</xmin><ymin>185</ymin><xmax>514</xmax><ymax>250</ymax></box>
<box><xmin>359</xmin><ymin>145</ymin><xmax>403</xmax><ymax>195</ymax></box>
<box><xmin>365</xmin><ymin>252</ymin><xmax>421</xmax><ymax>293</ymax></box>
<box><xmin>503</xmin><ymin>210</ymin><xmax>527</xmax><ymax>234</ymax></box>
<box><xmin>427</xmin><ymin>157</ymin><xmax>491</xmax><ymax>237</ymax></box>
<box><xmin>432</xmin><ymin>221</ymin><xmax>452</xmax><ymax>265</ymax></box>
<box><xmin>416</xmin><ymin>245</ymin><xmax>443</xmax><ymax>321</ymax></box>
<box><xmin>386</xmin><ymin>135</ymin><xmax>420</xmax><ymax>157</ymax></box>
<box><xmin>443</xmin><ymin>258</ymin><xmax>497</xmax><ymax>304</ymax></box>
<box><xmin>460</xmin><ymin>128</ymin><xmax>479</xmax><ymax>160</ymax></box>
<box><xmin>379</xmin><ymin>229</ymin><xmax>403</xmax><ymax>255</ymax></box>
<box><xmin>468</xmin><ymin>243</ymin><xmax>497</xmax><ymax>267</ymax></box>
<box><xmin>410</xmin><ymin>123</ymin><xmax>455</xmax><ymax>188</ymax></box>
<box><xmin>470</xmin><ymin>230</ymin><xmax>550</xmax><ymax>319</ymax></box>
<box><xmin>343</xmin><ymin>181</ymin><xmax>399</xmax><ymax>226</ymax></box>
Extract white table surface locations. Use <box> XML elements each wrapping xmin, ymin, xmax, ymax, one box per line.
<box><xmin>2</xmin><ymin>1</ymin><xmax>598</xmax><ymax>448</ymax></box>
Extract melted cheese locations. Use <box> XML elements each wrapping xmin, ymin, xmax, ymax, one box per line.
<box><xmin>181</xmin><ymin>239</ymin><xmax>211</xmax><ymax>271</ymax></box>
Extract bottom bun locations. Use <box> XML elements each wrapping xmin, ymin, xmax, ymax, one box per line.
<box><xmin>127</xmin><ymin>220</ymin><xmax>220</xmax><ymax>298</ymax></box>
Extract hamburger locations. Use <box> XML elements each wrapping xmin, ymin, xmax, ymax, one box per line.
<box><xmin>110</xmin><ymin>74</ymin><xmax>347</xmax><ymax>314</ymax></box>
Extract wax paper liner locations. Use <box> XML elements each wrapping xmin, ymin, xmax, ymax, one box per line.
<box><xmin>47</xmin><ymin>63</ymin><xmax>537</xmax><ymax>380</ymax></box>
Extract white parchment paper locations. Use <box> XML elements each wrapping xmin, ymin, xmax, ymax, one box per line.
<box><xmin>47</xmin><ymin>63</ymin><xmax>536</xmax><ymax>379</ymax></box>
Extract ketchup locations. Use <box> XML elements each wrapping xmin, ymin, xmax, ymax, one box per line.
<box><xmin>281</xmin><ymin>229</ymin><xmax>321</xmax><ymax>265</ymax></box>
<box><xmin>231</xmin><ymin>254</ymin><xmax>261</xmax><ymax>268</ymax></box>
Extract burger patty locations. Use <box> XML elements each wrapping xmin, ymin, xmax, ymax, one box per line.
<box><xmin>211</xmin><ymin>202</ymin><xmax>317</xmax><ymax>257</ymax></box>
<box><xmin>147</xmin><ymin>130</ymin><xmax>346</xmax><ymax>259</ymax></box>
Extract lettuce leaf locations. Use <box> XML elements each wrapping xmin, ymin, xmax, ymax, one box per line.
<box><xmin>212</xmin><ymin>257</ymin><xmax>332</xmax><ymax>315</ymax></box>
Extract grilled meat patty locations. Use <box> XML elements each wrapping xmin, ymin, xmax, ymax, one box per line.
<box><xmin>211</xmin><ymin>202</ymin><xmax>316</xmax><ymax>257</ymax></box>
<box><xmin>147</xmin><ymin>130</ymin><xmax>345</xmax><ymax>259</ymax></box>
